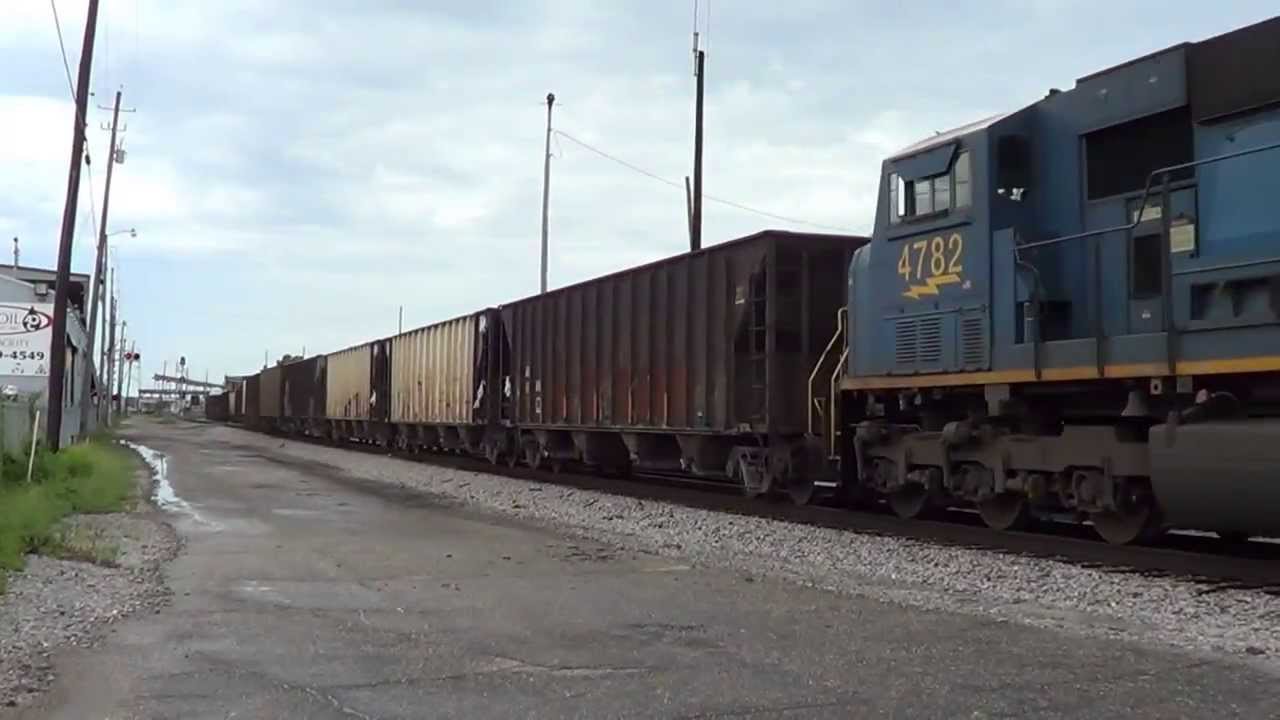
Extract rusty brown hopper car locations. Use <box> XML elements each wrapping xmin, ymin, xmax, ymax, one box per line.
<box><xmin>244</xmin><ymin>373</ymin><xmax>261</xmax><ymax>429</ymax></box>
<box><xmin>259</xmin><ymin>365</ymin><xmax>283</xmax><ymax>419</ymax></box>
<box><xmin>497</xmin><ymin>229</ymin><xmax>866</xmax><ymax>476</ymax></box>
<box><xmin>281</xmin><ymin>355</ymin><xmax>327</xmax><ymax>433</ymax></box>
<box><xmin>224</xmin><ymin>377</ymin><xmax>246</xmax><ymax>422</ymax></box>
<box><xmin>205</xmin><ymin>393</ymin><xmax>229</xmax><ymax>422</ymax></box>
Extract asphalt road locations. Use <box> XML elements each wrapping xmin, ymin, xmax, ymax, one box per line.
<box><xmin>10</xmin><ymin>419</ymin><xmax>1279</xmax><ymax>719</ymax></box>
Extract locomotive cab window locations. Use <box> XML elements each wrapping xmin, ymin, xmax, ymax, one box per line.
<box><xmin>889</xmin><ymin>150</ymin><xmax>971</xmax><ymax>224</ymax></box>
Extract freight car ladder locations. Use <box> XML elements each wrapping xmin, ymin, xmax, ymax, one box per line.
<box><xmin>747</xmin><ymin>272</ymin><xmax>769</xmax><ymax>422</ymax></box>
<box><xmin>808</xmin><ymin>308</ymin><xmax>847</xmax><ymax>461</ymax></box>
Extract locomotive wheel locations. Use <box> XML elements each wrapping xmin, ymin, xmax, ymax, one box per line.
<box><xmin>786</xmin><ymin>477</ymin><xmax>818</xmax><ymax>506</ymax></box>
<box><xmin>1090</xmin><ymin>505</ymin><xmax>1162</xmax><ymax>545</ymax></box>
<box><xmin>888</xmin><ymin>485</ymin><xmax>931</xmax><ymax>519</ymax></box>
<box><xmin>977</xmin><ymin>493</ymin><xmax>1031</xmax><ymax>532</ymax></box>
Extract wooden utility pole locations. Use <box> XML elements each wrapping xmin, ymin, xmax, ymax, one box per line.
<box><xmin>540</xmin><ymin>92</ymin><xmax>555</xmax><ymax>294</ymax></box>
<box><xmin>684</xmin><ymin>176</ymin><xmax>695</xmax><ymax>248</ymax></box>
<box><xmin>82</xmin><ymin>89</ymin><xmax>125</xmax><ymax>433</ymax></box>
<box><xmin>47</xmin><ymin>0</ymin><xmax>101</xmax><ymax>451</ymax></box>
<box><xmin>104</xmin><ymin>273</ymin><xmax>116</xmax><ymax>425</ymax></box>
<box><xmin>123</xmin><ymin>341</ymin><xmax>136</xmax><ymax>416</ymax></box>
<box><xmin>691</xmin><ymin>47</ymin><xmax>705</xmax><ymax>252</ymax></box>
<box><xmin>115</xmin><ymin>321</ymin><xmax>126</xmax><ymax>416</ymax></box>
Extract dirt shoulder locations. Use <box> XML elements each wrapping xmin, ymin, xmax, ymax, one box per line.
<box><xmin>0</xmin><ymin>447</ymin><xmax>179</xmax><ymax>710</ymax></box>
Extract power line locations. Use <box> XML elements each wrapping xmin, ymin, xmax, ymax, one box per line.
<box><xmin>49</xmin><ymin>0</ymin><xmax>77</xmax><ymax>101</ymax></box>
<box><xmin>51</xmin><ymin>1</ymin><xmax>101</xmax><ymax>255</ymax></box>
<box><xmin>556</xmin><ymin>130</ymin><xmax>684</xmax><ymax>190</ymax></box>
<box><xmin>553</xmin><ymin>129</ymin><xmax>859</xmax><ymax>234</ymax></box>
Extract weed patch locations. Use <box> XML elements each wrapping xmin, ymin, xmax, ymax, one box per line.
<box><xmin>0</xmin><ymin>441</ymin><xmax>136</xmax><ymax>588</ymax></box>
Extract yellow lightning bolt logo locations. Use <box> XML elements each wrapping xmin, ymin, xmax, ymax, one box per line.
<box><xmin>902</xmin><ymin>273</ymin><xmax>961</xmax><ymax>300</ymax></box>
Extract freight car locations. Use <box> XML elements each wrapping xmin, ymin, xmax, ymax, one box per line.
<box><xmin>251</xmin><ymin>231</ymin><xmax>863</xmax><ymax>485</ymax></box>
<box><xmin>836</xmin><ymin>16</ymin><xmax>1280</xmax><ymax>543</ymax></box>
<box><xmin>318</xmin><ymin>310</ymin><xmax>500</xmax><ymax>455</ymax></box>
<box><xmin>205</xmin><ymin>393</ymin><xmax>229</xmax><ymax>422</ymax></box>
<box><xmin>281</xmin><ymin>354</ymin><xmax>327</xmax><ymax>435</ymax></box>
<box><xmin>493</xmin><ymin>230</ymin><xmax>860</xmax><ymax>497</ymax></box>
<box><xmin>224</xmin><ymin>376</ymin><xmax>247</xmax><ymax>423</ymax></box>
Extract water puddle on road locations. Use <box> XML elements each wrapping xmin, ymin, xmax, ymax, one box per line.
<box><xmin>121</xmin><ymin>440</ymin><xmax>205</xmax><ymax>523</ymax></box>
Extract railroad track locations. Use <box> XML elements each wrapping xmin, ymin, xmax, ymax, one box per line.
<box><xmin>228</xmin><ymin>422</ymin><xmax>1280</xmax><ymax>596</ymax></box>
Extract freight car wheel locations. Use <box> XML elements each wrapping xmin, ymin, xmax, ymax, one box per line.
<box><xmin>977</xmin><ymin>493</ymin><xmax>1031</xmax><ymax>532</ymax></box>
<box><xmin>1216</xmin><ymin>531</ymin><xmax>1251</xmax><ymax>545</ymax></box>
<box><xmin>484</xmin><ymin>444</ymin><xmax>502</xmax><ymax>465</ymax></box>
<box><xmin>733</xmin><ymin>456</ymin><xmax>772</xmax><ymax>499</ymax></box>
<box><xmin>888</xmin><ymin>485</ymin><xmax>932</xmax><ymax>519</ymax></box>
<box><xmin>506</xmin><ymin>449</ymin><xmax>521</xmax><ymax>469</ymax></box>
<box><xmin>523</xmin><ymin>443</ymin><xmax>543</xmax><ymax>470</ymax></box>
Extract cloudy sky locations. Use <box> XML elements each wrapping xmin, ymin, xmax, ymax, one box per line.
<box><xmin>2</xmin><ymin>1</ymin><xmax>1276</xmax><ymax>385</ymax></box>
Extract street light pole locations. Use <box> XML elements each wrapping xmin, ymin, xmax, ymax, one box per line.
<box><xmin>539</xmin><ymin>92</ymin><xmax>555</xmax><ymax>294</ymax></box>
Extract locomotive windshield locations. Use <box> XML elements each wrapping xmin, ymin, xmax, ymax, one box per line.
<box><xmin>888</xmin><ymin>150</ymin><xmax>972</xmax><ymax>224</ymax></box>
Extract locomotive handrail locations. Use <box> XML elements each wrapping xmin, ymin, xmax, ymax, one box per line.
<box><xmin>1012</xmin><ymin>140</ymin><xmax>1280</xmax><ymax>253</ymax></box>
<box><xmin>807</xmin><ymin>307</ymin><xmax>847</xmax><ymax>437</ymax></box>
<box><xmin>828</xmin><ymin>346</ymin><xmax>848</xmax><ymax>459</ymax></box>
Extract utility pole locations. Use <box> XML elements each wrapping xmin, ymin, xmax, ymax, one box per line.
<box><xmin>691</xmin><ymin>45</ymin><xmax>705</xmax><ymax>252</ymax></box>
<box><xmin>82</xmin><ymin>88</ymin><xmax>129</xmax><ymax>434</ymax></box>
<box><xmin>47</xmin><ymin>0</ymin><xmax>101</xmax><ymax>451</ymax></box>
<box><xmin>684</xmin><ymin>176</ymin><xmax>695</xmax><ymax>248</ymax></box>
<box><xmin>104</xmin><ymin>275</ymin><xmax>116</xmax><ymax>425</ymax></box>
<box><xmin>116</xmin><ymin>321</ymin><xmax>126</xmax><ymax>417</ymax></box>
<box><xmin>123</xmin><ymin>341</ymin><xmax>136</xmax><ymax>416</ymax></box>
<box><xmin>539</xmin><ymin>92</ymin><xmax>555</xmax><ymax>294</ymax></box>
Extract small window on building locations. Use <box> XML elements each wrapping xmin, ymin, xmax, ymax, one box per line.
<box><xmin>954</xmin><ymin>151</ymin><xmax>971</xmax><ymax>208</ymax></box>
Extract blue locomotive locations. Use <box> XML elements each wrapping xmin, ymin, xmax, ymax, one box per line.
<box><xmin>838</xmin><ymin>16</ymin><xmax>1280</xmax><ymax>542</ymax></box>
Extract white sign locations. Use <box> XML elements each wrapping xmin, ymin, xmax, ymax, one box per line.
<box><xmin>0</xmin><ymin>304</ymin><xmax>53</xmax><ymax>377</ymax></box>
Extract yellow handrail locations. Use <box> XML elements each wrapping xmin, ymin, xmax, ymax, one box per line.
<box><xmin>807</xmin><ymin>307</ymin><xmax>847</xmax><ymax>437</ymax></box>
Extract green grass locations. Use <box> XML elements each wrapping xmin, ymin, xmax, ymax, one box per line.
<box><xmin>0</xmin><ymin>440</ymin><xmax>137</xmax><ymax>593</ymax></box>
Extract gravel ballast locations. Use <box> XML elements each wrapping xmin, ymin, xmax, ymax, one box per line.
<box><xmin>0</xmin><ymin>460</ymin><xmax>178</xmax><ymax>708</ymax></box>
<box><xmin>209</xmin><ymin>424</ymin><xmax>1280</xmax><ymax>672</ymax></box>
